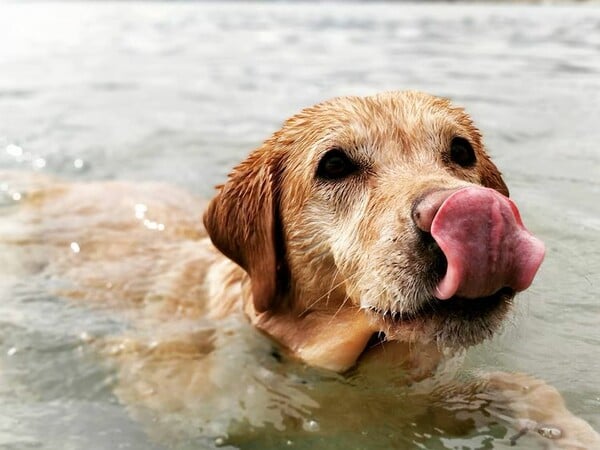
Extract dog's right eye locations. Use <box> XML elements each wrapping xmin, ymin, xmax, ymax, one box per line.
<box><xmin>316</xmin><ymin>149</ymin><xmax>358</xmax><ymax>180</ymax></box>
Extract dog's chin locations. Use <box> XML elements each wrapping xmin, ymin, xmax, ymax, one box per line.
<box><xmin>365</xmin><ymin>287</ymin><xmax>515</xmax><ymax>350</ymax></box>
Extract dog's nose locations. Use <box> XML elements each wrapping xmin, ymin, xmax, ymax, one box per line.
<box><xmin>412</xmin><ymin>189</ymin><xmax>461</xmax><ymax>232</ymax></box>
<box><xmin>413</xmin><ymin>186</ymin><xmax>545</xmax><ymax>300</ymax></box>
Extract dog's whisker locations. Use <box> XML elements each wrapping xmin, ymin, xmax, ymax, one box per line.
<box><xmin>325</xmin><ymin>265</ymin><xmax>343</xmax><ymax>309</ymax></box>
<box><xmin>328</xmin><ymin>295</ymin><xmax>351</xmax><ymax>325</ymax></box>
<box><xmin>299</xmin><ymin>270</ymin><xmax>362</xmax><ymax>315</ymax></box>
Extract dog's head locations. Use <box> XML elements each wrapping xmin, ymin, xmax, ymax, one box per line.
<box><xmin>204</xmin><ymin>91</ymin><xmax>544</xmax><ymax>370</ymax></box>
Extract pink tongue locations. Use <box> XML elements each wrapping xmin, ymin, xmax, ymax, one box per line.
<box><xmin>431</xmin><ymin>187</ymin><xmax>545</xmax><ymax>300</ymax></box>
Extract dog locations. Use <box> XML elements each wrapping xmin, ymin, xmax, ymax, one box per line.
<box><xmin>2</xmin><ymin>91</ymin><xmax>598</xmax><ymax>448</ymax></box>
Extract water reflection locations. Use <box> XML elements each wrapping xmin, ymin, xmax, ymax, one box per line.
<box><xmin>134</xmin><ymin>203</ymin><xmax>165</xmax><ymax>231</ymax></box>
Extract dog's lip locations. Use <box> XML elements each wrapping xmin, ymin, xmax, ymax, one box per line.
<box><xmin>366</xmin><ymin>287</ymin><xmax>514</xmax><ymax>325</ymax></box>
<box><xmin>359</xmin><ymin>288</ymin><xmax>513</xmax><ymax>359</ymax></box>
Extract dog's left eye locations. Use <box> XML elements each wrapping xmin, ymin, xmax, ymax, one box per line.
<box><xmin>316</xmin><ymin>149</ymin><xmax>358</xmax><ymax>180</ymax></box>
<box><xmin>450</xmin><ymin>137</ymin><xmax>476</xmax><ymax>167</ymax></box>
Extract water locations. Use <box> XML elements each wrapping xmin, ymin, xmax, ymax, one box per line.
<box><xmin>1</xmin><ymin>2</ymin><xmax>599</xmax><ymax>449</ymax></box>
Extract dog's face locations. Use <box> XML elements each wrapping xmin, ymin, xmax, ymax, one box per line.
<box><xmin>205</xmin><ymin>91</ymin><xmax>544</xmax><ymax>370</ymax></box>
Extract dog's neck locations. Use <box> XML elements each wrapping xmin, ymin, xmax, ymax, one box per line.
<box><xmin>240</xmin><ymin>278</ymin><xmax>444</xmax><ymax>376</ymax></box>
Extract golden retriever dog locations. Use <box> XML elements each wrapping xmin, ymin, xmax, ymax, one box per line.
<box><xmin>2</xmin><ymin>91</ymin><xmax>599</xmax><ymax>448</ymax></box>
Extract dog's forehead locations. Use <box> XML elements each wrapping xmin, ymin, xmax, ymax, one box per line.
<box><xmin>281</xmin><ymin>91</ymin><xmax>479</xmax><ymax>166</ymax></box>
<box><xmin>343</xmin><ymin>93</ymin><xmax>477</xmax><ymax>145</ymax></box>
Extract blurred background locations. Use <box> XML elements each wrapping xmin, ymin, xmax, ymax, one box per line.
<box><xmin>0</xmin><ymin>1</ymin><xmax>599</xmax><ymax>449</ymax></box>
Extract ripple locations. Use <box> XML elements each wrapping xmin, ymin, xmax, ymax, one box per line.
<box><xmin>0</xmin><ymin>89</ymin><xmax>35</xmax><ymax>99</ymax></box>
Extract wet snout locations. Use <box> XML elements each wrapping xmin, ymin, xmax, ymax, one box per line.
<box><xmin>412</xmin><ymin>186</ymin><xmax>546</xmax><ymax>301</ymax></box>
<box><xmin>412</xmin><ymin>188</ymin><xmax>463</xmax><ymax>233</ymax></box>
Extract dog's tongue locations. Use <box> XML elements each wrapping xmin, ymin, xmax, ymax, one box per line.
<box><xmin>431</xmin><ymin>187</ymin><xmax>545</xmax><ymax>300</ymax></box>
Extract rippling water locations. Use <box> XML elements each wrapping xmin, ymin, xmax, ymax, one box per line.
<box><xmin>1</xmin><ymin>2</ymin><xmax>599</xmax><ymax>449</ymax></box>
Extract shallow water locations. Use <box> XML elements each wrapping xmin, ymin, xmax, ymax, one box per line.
<box><xmin>0</xmin><ymin>2</ymin><xmax>599</xmax><ymax>449</ymax></box>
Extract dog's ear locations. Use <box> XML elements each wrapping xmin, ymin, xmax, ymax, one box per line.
<box><xmin>203</xmin><ymin>143</ymin><xmax>288</xmax><ymax>313</ymax></box>
<box><xmin>479</xmin><ymin>154</ymin><xmax>510</xmax><ymax>197</ymax></box>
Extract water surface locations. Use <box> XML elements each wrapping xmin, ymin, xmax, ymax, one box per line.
<box><xmin>1</xmin><ymin>2</ymin><xmax>599</xmax><ymax>449</ymax></box>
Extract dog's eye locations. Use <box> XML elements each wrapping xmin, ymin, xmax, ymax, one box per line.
<box><xmin>450</xmin><ymin>137</ymin><xmax>476</xmax><ymax>167</ymax></box>
<box><xmin>316</xmin><ymin>149</ymin><xmax>358</xmax><ymax>180</ymax></box>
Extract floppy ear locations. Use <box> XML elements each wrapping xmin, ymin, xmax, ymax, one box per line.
<box><xmin>479</xmin><ymin>154</ymin><xmax>510</xmax><ymax>197</ymax></box>
<box><xmin>203</xmin><ymin>144</ymin><xmax>288</xmax><ymax>313</ymax></box>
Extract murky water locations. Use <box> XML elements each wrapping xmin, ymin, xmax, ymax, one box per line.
<box><xmin>1</xmin><ymin>2</ymin><xmax>599</xmax><ymax>449</ymax></box>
